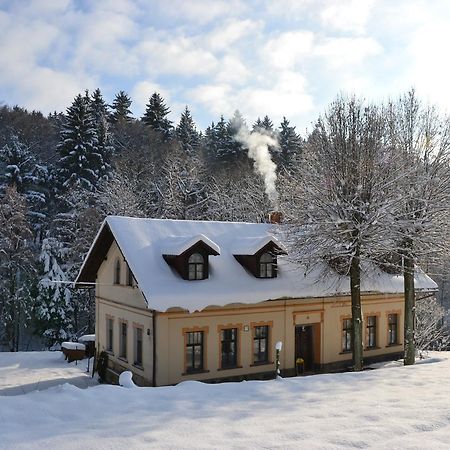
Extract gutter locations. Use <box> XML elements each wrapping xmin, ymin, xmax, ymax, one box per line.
<box><xmin>152</xmin><ymin>311</ymin><xmax>157</xmax><ymax>387</ymax></box>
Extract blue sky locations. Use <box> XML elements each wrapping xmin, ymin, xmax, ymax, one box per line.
<box><xmin>1</xmin><ymin>0</ymin><xmax>450</xmax><ymax>133</ymax></box>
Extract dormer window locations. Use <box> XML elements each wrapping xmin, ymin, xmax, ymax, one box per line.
<box><xmin>114</xmin><ymin>259</ymin><xmax>121</xmax><ymax>285</ymax></box>
<box><xmin>259</xmin><ymin>252</ymin><xmax>275</xmax><ymax>278</ymax></box>
<box><xmin>188</xmin><ymin>253</ymin><xmax>205</xmax><ymax>280</ymax></box>
<box><xmin>233</xmin><ymin>237</ymin><xmax>287</xmax><ymax>279</ymax></box>
<box><xmin>162</xmin><ymin>235</ymin><xmax>220</xmax><ymax>281</ymax></box>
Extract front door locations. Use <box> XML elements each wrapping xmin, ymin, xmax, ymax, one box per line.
<box><xmin>295</xmin><ymin>325</ymin><xmax>314</xmax><ymax>373</ymax></box>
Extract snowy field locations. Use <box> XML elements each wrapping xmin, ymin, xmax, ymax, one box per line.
<box><xmin>1</xmin><ymin>352</ymin><xmax>450</xmax><ymax>449</ymax></box>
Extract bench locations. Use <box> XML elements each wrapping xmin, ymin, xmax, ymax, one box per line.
<box><xmin>61</xmin><ymin>342</ymin><xmax>86</xmax><ymax>363</ymax></box>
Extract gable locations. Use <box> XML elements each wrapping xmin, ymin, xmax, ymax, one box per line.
<box><xmin>76</xmin><ymin>222</ymin><xmax>114</xmax><ymax>287</ymax></box>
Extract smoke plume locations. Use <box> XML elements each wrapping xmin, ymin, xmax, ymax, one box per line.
<box><xmin>235</xmin><ymin>124</ymin><xmax>279</xmax><ymax>206</ymax></box>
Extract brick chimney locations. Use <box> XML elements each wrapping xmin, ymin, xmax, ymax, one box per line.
<box><xmin>269</xmin><ymin>211</ymin><xmax>283</xmax><ymax>224</ymax></box>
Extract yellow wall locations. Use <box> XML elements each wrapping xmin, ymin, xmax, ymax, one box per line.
<box><xmin>94</xmin><ymin>239</ymin><xmax>405</xmax><ymax>387</ymax></box>
<box><xmin>155</xmin><ymin>295</ymin><xmax>404</xmax><ymax>385</ymax></box>
<box><xmin>95</xmin><ymin>240</ymin><xmax>154</xmax><ymax>385</ymax></box>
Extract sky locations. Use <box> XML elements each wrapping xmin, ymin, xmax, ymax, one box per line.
<box><xmin>1</xmin><ymin>0</ymin><xmax>450</xmax><ymax>133</ymax></box>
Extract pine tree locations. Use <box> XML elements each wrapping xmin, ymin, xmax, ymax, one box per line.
<box><xmin>57</xmin><ymin>94</ymin><xmax>101</xmax><ymax>190</ymax></box>
<box><xmin>142</xmin><ymin>93</ymin><xmax>173</xmax><ymax>141</ymax></box>
<box><xmin>0</xmin><ymin>134</ymin><xmax>49</xmax><ymax>232</ymax></box>
<box><xmin>253</xmin><ymin>117</ymin><xmax>263</xmax><ymax>131</ymax></box>
<box><xmin>33</xmin><ymin>236</ymin><xmax>74</xmax><ymax>347</ymax></box>
<box><xmin>227</xmin><ymin>110</ymin><xmax>247</xmax><ymax>161</ymax></box>
<box><xmin>261</xmin><ymin>115</ymin><xmax>274</xmax><ymax>132</ymax></box>
<box><xmin>176</xmin><ymin>106</ymin><xmax>200</xmax><ymax>154</ymax></box>
<box><xmin>214</xmin><ymin>116</ymin><xmax>233</xmax><ymax>161</ymax></box>
<box><xmin>278</xmin><ymin>117</ymin><xmax>302</xmax><ymax>167</ymax></box>
<box><xmin>90</xmin><ymin>88</ymin><xmax>109</xmax><ymax>122</ymax></box>
<box><xmin>110</xmin><ymin>91</ymin><xmax>133</xmax><ymax>124</ymax></box>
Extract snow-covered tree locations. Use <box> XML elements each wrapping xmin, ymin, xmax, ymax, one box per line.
<box><xmin>278</xmin><ymin>117</ymin><xmax>302</xmax><ymax>167</ymax></box>
<box><xmin>214</xmin><ymin>116</ymin><xmax>233</xmax><ymax>161</ymax></box>
<box><xmin>90</xmin><ymin>88</ymin><xmax>109</xmax><ymax>122</ymax></box>
<box><xmin>0</xmin><ymin>186</ymin><xmax>35</xmax><ymax>351</ymax></box>
<box><xmin>415</xmin><ymin>295</ymin><xmax>449</xmax><ymax>356</ymax></box>
<box><xmin>388</xmin><ymin>90</ymin><xmax>450</xmax><ymax>365</ymax></box>
<box><xmin>176</xmin><ymin>106</ymin><xmax>200</xmax><ymax>154</ymax></box>
<box><xmin>142</xmin><ymin>92</ymin><xmax>173</xmax><ymax>141</ymax></box>
<box><xmin>279</xmin><ymin>97</ymin><xmax>395</xmax><ymax>371</ymax></box>
<box><xmin>110</xmin><ymin>90</ymin><xmax>133</xmax><ymax>124</ymax></box>
<box><xmin>0</xmin><ymin>134</ymin><xmax>49</xmax><ymax>232</ymax></box>
<box><xmin>33</xmin><ymin>236</ymin><xmax>74</xmax><ymax>347</ymax></box>
<box><xmin>57</xmin><ymin>94</ymin><xmax>101</xmax><ymax>190</ymax></box>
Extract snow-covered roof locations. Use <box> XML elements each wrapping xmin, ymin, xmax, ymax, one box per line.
<box><xmin>161</xmin><ymin>234</ymin><xmax>220</xmax><ymax>255</ymax></box>
<box><xmin>76</xmin><ymin>216</ymin><xmax>437</xmax><ymax>313</ymax></box>
<box><xmin>230</xmin><ymin>236</ymin><xmax>286</xmax><ymax>255</ymax></box>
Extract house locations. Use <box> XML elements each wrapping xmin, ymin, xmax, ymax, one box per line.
<box><xmin>75</xmin><ymin>216</ymin><xmax>436</xmax><ymax>386</ymax></box>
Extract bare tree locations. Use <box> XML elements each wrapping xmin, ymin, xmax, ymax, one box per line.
<box><xmin>389</xmin><ymin>90</ymin><xmax>450</xmax><ymax>365</ymax></box>
<box><xmin>415</xmin><ymin>294</ymin><xmax>449</xmax><ymax>357</ymax></box>
<box><xmin>280</xmin><ymin>97</ymin><xmax>396</xmax><ymax>371</ymax></box>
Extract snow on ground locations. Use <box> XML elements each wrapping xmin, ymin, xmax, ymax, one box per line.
<box><xmin>1</xmin><ymin>352</ymin><xmax>450</xmax><ymax>449</ymax></box>
<box><xmin>0</xmin><ymin>351</ymin><xmax>97</xmax><ymax>396</ymax></box>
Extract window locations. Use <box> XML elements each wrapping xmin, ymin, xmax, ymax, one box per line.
<box><xmin>186</xmin><ymin>331</ymin><xmax>204</xmax><ymax>372</ymax></box>
<box><xmin>126</xmin><ymin>265</ymin><xmax>133</xmax><ymax>287</ymax></box>
<box><xmin>367</xmin><ymin>316</ymin><xmax>377</xmax><ymax>348</ymax></box>
<box><xmin>253</xmin><ymin>325</ymin><xmax>269</xmax><ymax>363</ymax></box>
<box><xmin>388</xmin><ymin>314</ymin><xmax>398</xmax><ymax>345</ymax></box>
<box><xmin>221</xmin><ymin>328</ymin><xmax>237</xmax><ymax>368</ymax></box>
<box><xmin>259</xmin><ymin>253</ymin><xmax>275</xmax><ymax>278</ymax></box>
<box><xmin>119</xmin><ymin>322</ymin><xmax>127</xmax><ymax>359</ymax></box>
<box><xmin>188</xmin><ymin>253</ymin><xmax>204</xmax><ymax>280</ymax></box>
<box><xmin>114</xmin><ymin>259</ymin><xmax>121</xmax><ymax>285</ymax></box>
<box><xmin>134</xmin><ymin>327</ymin><xmax>143</xmax><ymax>367</ymax></box>
<box><xmin>342</xmin><ymin>318</ymin><xmax>352</xmax><ymax>352</ymax></box>
<box><xmin>106</xmin><ymin>318</ymin><xmax>113</xmax><ymax>352</ymax></box>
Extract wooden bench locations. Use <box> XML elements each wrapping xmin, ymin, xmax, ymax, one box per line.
<box><xmin>61</xmin><ymin>342</ymin><xmax>86</xmax><ymax>363</ymax></box>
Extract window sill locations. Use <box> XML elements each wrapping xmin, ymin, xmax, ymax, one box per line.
<box><xmin>339</xmin><ymin>350</ymin><xmax>352</xmax><ymax>355</ymax></box>
<box><xmin>218</xmin><ymin>365</ymin><xmax>242</xmax><ymax>371</ymax></box>
<box><xmin>182</xmin><ymin>369</ymin><xmax>210</xmax><ymax>376</ymax></box>
<box><xmin>250</xmin><ymin>361</ymin><xmax>273</xmax><ymax>367</ymax></box>
<box><xmin>365</xmin><ymin>346</ymin><xmax>381</xmax><ymax>351</ymax></box>
<box><xmin>386</xmin><ymin>343</ymin><xmax>402</xmax><ymax>348</ymax></box>
<box><xmin>133</xmin><ymin>363</ymin><xmax>144</xmax><ymax>371</ymax></box>
<box><xmin>118</xmin><ymin>357</ymin><xmax>128</xmax><ymax>363</ymax></box>
<box><xmin>106</xmin><ymin>350</ymin><xmax>114</xmax><ymax>356</ymax></box>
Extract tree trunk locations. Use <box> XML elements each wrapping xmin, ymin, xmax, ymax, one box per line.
<box><xmin>350</xmin><ymin>245</ymin><xmax>364</xmax><ymax>371</ymax></box>
<box><xmin>403</xmin><ymin>250</ymin><xmax>415</xmax><ymax>365</ymax></box>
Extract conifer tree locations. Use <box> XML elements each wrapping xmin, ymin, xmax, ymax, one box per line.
<box><xmin>176</xmin><ymin>106</ymin><xmax>200</xmax><ymax>154</ymax></box>
<box><xmin>0</xmin><ymin>135</ymin><xmax>49</xmax><ymax>232</ymax></box>
<box><xmin>142</xmin><ymin>92</ymin><xmax>173</xmax><ymax>141</ymax></box>
<box><xmin>278</xmin><ymin>117</ymin><xmax>302</xmax><ymax>167</ymax></box>
<box><xmin>214</xmin><ymin>116</ymin><xmax>233</xmax><ymax>161</ymax></box>
<box><xmin>90</xmin><ymin>88</ymin><xmax>109</xmax><ymax>122</ymax></box>
<box><xmin>110</xmin><ymin>90</ymin><xmax>133</xmax><ymax>124</ymax></box>
<box><xmin>227</xmin><ymin>110</ymin><xmax>247</xmax><ymax>161</ymax></box>
<box><xmin>57</xmin><ymin>94</ymin><xmax>101</xmax><ymax>190</ymax></box>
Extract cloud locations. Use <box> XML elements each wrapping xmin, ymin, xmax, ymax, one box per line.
<box><xmin>206</xmin><ymin>19</ymin><xmax>263</xmax><ymax>52</ymax></box>
<box><xmin>154</xmin><ymin>0</ymin><xmax>248</xmax><ymax>25</ymax></box>
<box><xmin>320</xmin><ymin>0</ymin><xmax>374</xmax><ymax>34</ymax></box>
<box><xmin>136</xmin><ymin>36</ymin><xmax>218</xmax><ymax>77</ymax></box>
<box><xmin>263</xmin><ymin>31</ymin><xmax>314</xmax><ymax>69</ymax></box>
<box><xmin>314</xmin><ymin>36</ymin><xmax>382</xmax><ymax>68</ymax></box>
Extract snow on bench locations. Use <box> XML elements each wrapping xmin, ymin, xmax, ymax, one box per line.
<box><xmin>78</xmin><ymin>334</ymin><xmax>95</xmax><ymax>343</ymax></box>
<box><xmin>61</xmin><ymin>342</ymin><xmax>86</xmax><ymax>351</ymax></box>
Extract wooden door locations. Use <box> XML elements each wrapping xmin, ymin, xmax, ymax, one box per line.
<box><xmin>295</xmin><ymin>325</ymin><xmax>314</xmax><ymax>372</ymax></box>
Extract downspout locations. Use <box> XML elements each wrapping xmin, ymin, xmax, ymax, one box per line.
<box><xmin>152</xmin><ymin>311</ymin><xmax>157</xmax><ymax>387</ymax></box>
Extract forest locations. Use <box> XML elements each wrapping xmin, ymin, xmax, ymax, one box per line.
<box><xmin>0</xmin><ymin>88</ymin><xmax>449</xmax><ymax>365</ymax></box>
